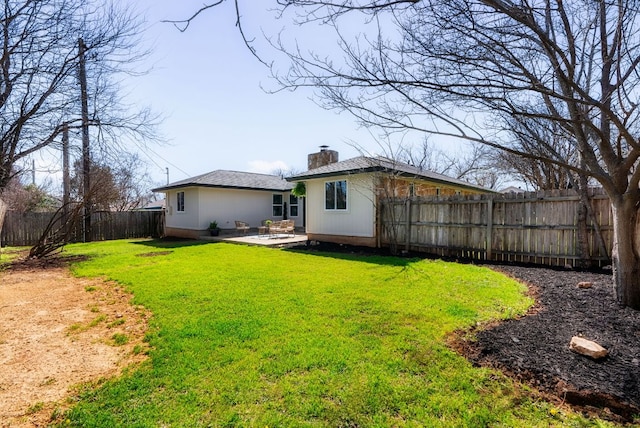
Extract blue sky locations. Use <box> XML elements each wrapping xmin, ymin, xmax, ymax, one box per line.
<box><xmin>26</xmin><ymin>0</ymin><xmax>478</xmax><ymax>193</ymax></box>
<box><xmin>122</xmin><ymin>0</ymin><xmax>382</xmax><ymax>187</ymax></box>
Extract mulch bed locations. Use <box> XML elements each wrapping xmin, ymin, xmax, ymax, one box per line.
<box><xmin>466</xmin><ymin>265</ymin><xmax>640</xmax><ymax>422</ymax></box>
<box><xmin>291</xmin><ymin>242</ymin><xmax>640</xmax><ymax>422</ymax></box>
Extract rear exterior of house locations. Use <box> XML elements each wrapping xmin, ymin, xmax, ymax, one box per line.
<box><xmin>153</xmin><ymin>170</ymin><xmax>297</xmax><ymax>239</ymax></box>
<box><xmin>304</xmin><ymin>172</ymin><xmax>377</xmax><ymax>246</ymax></box>
<box><xmin>288</xmin><ymin>149</ymin><xmax>495</xmax><ymax>247</ymax></box>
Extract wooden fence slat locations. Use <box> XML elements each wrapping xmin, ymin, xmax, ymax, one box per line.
<box><xmin>381</xmin><ymin>190</ymin><xmax>613</xmax><ymax>268</ymax></box>
<box><xmin>1</xmin><ymin>210</ymin><xmax>164</xmax><ymax>247</ymax></box>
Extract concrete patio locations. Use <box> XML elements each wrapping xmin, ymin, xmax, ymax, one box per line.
<box><xmin>200</xmin><ymin>232</ymin><xmax>308</xmax><ymax>248</ymax></box>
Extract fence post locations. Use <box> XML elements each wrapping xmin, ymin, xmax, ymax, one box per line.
<box><xmin>405</xmin><ymin>198</ymin><xmax>412</xmax><ymax>252</ymax></box>
<box><xmin>486</xmin><ymin>197</ymin><xmax>493</xmax><ymax>260</ymax></box>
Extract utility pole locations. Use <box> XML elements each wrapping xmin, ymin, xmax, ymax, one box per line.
<box><xmin>166</xmin><ymin>167</ymin><xmax>169</xmax><ymax>185</ymax></box>
<box><xmin>62</xmin><ymin>123</ymin><xmax>70</xmax><ymax>231</ymax></box>
<box><xmin>79</xmin><ymin>38</ymin><xmax>91</xmax><ymax>242</ymax></box>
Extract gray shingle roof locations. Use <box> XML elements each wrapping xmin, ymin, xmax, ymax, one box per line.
<box><xmin>152</xmin><ymin>170</ymin><xmax>293</xmax><ymax>192</ymax></box>
<box><xmin>287</xmin><ymin>156</ymin><xmax>495</xmax><ymax>193</ymax></box>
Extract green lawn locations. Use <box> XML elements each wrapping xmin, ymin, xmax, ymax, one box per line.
<box><xmin>0</xmin><ymin>245</ymin><xmax>29</xmax><ymax>266</ymax></box>
<box><xmin>52</xmin><ymin>239</ymin><xmax>613</xmax><ymax>427</ymax></box>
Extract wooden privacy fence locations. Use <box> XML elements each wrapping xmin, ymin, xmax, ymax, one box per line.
<box><xmin>1</xmin><ymin>210</ymin><xmax>164</xmax><ymax>247</ymax></box>
<box><xmin>380</xmin><ymin>188</ymin><xmax>613</xmax><ymax>268</ymax></box>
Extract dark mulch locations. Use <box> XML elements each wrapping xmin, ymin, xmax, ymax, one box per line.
<box><xmin>291</xmin><ymin>241</ymin><xmax>640</xmax><ymax>422</ymax></box>
<box><xmin>466</xmin><ymin>265</ymin><xmax>640</xmax><ymax>422</ymax></box>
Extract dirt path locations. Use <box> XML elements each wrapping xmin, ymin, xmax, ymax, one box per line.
<box><xmin>0</xmin><ymin>259</ymin><xmax>150</xmax><ymax>427</ymax></box>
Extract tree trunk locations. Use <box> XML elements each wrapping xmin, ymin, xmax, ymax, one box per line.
<box><xmin>0</xmin><ymin>197</ymin><xmax>6</xmax><ymax>246</ymax></box>
<box><xmin>611</xmin><ymin>195</ymin><xmax>640</xmax><ymax>309</ymax></box>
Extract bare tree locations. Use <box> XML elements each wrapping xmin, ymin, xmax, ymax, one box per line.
<box><xmin>494</xmin><ymin>116</ymin><xmax>579</xmax><ymax>191</ymax></box>
<box><xmin>28</xmin><ymin>200</ymin><xmax>84</xmax><ymax>259</ymax></box>
<box><xmin>0</xmin><ymin>0</ymin><xmax>156</xmax><ymax>237</ymax></box>
<box><xmin>180</xmin><ymin>0</ymin><xmax>640</xmax><ymax>308</ymax></box>
<box><xmin>399</xmin><ymin>140</ymin><xmax>500</xmax><ymax>189</ymax></box>
<box><xmin>494</xmin><ymin>115</ymin><xmax>609</xmax><ymax>266</ymax></box>
<box><xmin>69</xmin><ymin>153</ymin><xmax>154</xmax><ymax>212</ymax></box>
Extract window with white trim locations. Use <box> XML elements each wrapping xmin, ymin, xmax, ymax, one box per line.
<box><xmin>325</xmin><ymin>180</ymin><xmax>347</xmax><ymax>210</ymax></box>
<box><xmin>289</xmin><ymin>194</ymin><xmax>299</xmax><ymax>217</ymax></box>
<box><xmin>177</xmin><ymin>191</ymin><xmax>185</xmax><ymax>212</ymax></box>
<box><xmin>272</xmin><ymin>194</ymin><xmax>283</xmax><ymax>216</ymax></box>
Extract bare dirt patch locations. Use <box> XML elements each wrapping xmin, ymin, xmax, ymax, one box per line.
<box><xmin>0</xmin><ymin>256</ymin><xmax>151</xmax><ymax>427</ymax></box>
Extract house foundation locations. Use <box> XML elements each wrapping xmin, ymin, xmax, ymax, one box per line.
<box><xmin>306</xmin><ymin>233</ymin><xmax>377</xmax><ymax>248</ymax></box>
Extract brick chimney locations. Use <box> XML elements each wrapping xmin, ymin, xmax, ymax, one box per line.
<box><xmin>308</xmin><ymin>145</ymin><xmax>338</xmax><ymax>170</ymax></box>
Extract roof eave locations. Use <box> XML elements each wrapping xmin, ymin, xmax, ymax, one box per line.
<box><xmin>287</xmin><ymin>168</ymin><xmax>496</xmax><ymax>193</ymax></box>
<box><xmin>152</xmin><ymin>183</ymin><xmax>292</xmax><ymax>193</ymax></box>
<box><xmin>286</xmin><ymin>166</ymin><xmax>382</xmax><ymax>181</ymax></box>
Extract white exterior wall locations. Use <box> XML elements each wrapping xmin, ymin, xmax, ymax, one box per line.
<box><xmin>165</xmin><ymin>187</ymin><xmax>296</xmax><ymax>232</ymax></box>
<box><xmin>165</xmin><ymin>187</ymin><xmax>200</xmax><ymax>230</ymax></box>
<box><xmin>197</xmin><ymin>188</ymin><xmax>288</xmax><ymax>230</ymax></box>
<box><xmin>305</xmin><ymin>174</ymin><xmax>375</xmax><ymax>237</ymax></box>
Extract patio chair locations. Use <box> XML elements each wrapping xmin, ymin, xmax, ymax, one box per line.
<box><xmin>234</xmin><ymin>220</ymin><xmax>250</xmax><ymax>235</ymax></box>
<box><xmin>268</xmin><ymin>219</ymin><xmax>295</xmax><ymax>238</ymax></box>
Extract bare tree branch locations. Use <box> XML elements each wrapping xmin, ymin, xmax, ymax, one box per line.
<box><xmin>178</xmin><ymin>0</ymin><xmax>640</xmax><ymax>307</ymax></box>
<box><xmin>162</xmin><ymin>1</ymin><xmax>225</xmax><ymax>32</ymax></box>
<box><xmin>0</xmin><ymin>0</ymin><xmax>157</xmax><ymax>191</ymax></box>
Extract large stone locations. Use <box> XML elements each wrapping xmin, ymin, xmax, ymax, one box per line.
<box><xmin>577</xmin><ymin>281</ymin><xmax>593</xmax><ymax>289</ymax></box>
<box><xmin>569</xmin><ymin>336</ymin><xmax>608</xmax><ymax>359</ymax></box>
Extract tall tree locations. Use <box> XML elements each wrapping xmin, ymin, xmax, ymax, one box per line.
<box><xmin>0</xmin><ymin>0</ymin><xmax>155</xmax><ymax>218</ymax></box>
<box><xmin>181</xmin><ymin>0</ymin><xmax>640</xmax><ymax>308</ymax></box>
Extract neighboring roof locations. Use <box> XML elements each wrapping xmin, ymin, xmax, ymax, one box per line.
<box><xmin>500</xmin><ymin>186</ymin><xmax>525</xmax><ymax>193</ymax></box>
<box><xmin>139</xmin><ymin>199</ymin><xmax>166</xmax><ymax>210</ymax></box>
<box><xmin>152</xmin><ymin>170</ymin><xmax>293</xmax><ymax>192</ymax></box>
<box><xmin>287</xmin><ymin>156</ymin><xmax>496</xmax><ymax>193</ymax></box>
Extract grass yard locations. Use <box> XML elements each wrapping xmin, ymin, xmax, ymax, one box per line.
<box><xmin>55</xmin><ymin>239</ymin><xmax>611</xmax><ymax>427</ymax></box>
<box><xmin>0</xmin><ymin>245</ymin><xmax>29</xmax><ymax>265</ymax></box>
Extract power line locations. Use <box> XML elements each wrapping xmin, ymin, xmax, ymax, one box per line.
<box><xmin>135</xmin><ymin>144</ymin><xmax>191</xmax><ymax>178</ymax></box>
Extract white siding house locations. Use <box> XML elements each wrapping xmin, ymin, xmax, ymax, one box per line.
<box><xmin>153</xmin><ymin>170</ymin><xmax>295</xmax><ymax>239</ymax></box>
<box><xmin>304</xmin><ymin>174</ymin><xmax>376</xmax><ymax>244</ymax></box>
<box><xmin>288</xmin><ymin>154</ymin><xmax>495</xmax><ymax>247</ymax></box>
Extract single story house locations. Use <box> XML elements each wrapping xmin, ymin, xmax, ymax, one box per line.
<box><xmin>152</xmin><ymin>170</ymin><xmax>298</xmax><ymax>239</ymax></box>
<box><xmin>287</xmin><ymin>149</ymin><xmax>495</xmax><ymax>247</ymax></box>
